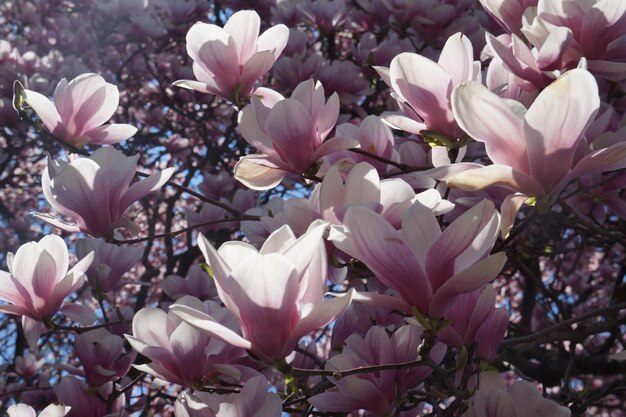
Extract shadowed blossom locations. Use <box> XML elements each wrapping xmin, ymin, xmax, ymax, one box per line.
<box><xmin>330</xmin><ymin>199</ymin><xmax>505</xmax><ymax>317</ymax></box>
<box><xmin>125</xmin><ymin>297</ymin><xmax>245</xmax><ymax>387</ymax></box>
<box><xmin>174</xmin><ymin>375</ymin><xmax>282</xmax><ymax>417</ymax></box>
<box><xmin>34</xmin><ymin>147</ymin><xmax>174</xmax><ymax>238</ymax></box>
<box><xmin>309</xmin><ymin>324</ymin><xmax>445</xmax><ymax>416</ymax></box>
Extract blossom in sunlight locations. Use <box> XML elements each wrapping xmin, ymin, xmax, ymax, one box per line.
<box><xmin>448</xmin><ymin>69</ymin><xmax>626</xmax><ymax>197</ymax></box>
<box><xmin>23</xmin><ymin>73</ymin><xmax>137</xmax><ymax>147</ymax></box>
<box><xmin>170</xmin><ymin>220</ymin><xmax>354</xmax><ymax>362</ymax></box>
<box><xmin>173</xmin><ymin>10</ymin><xmax>289</xmax><ymax>105</ymax></box>
<box><xmin>234</xmin><ymin>79</ymin><xmax>358</xmax><ymax>190</ymax></box>
<box><xmin>0</xmin><ymin>235</ymin><xmax>93</xmax><ymax>346</ymax></box>
<box><xmin>375</xmin><ymin>32</ymin><xmax>480</xmax><ymax>140</ymax></box>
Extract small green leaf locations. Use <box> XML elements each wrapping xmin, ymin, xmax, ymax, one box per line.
<box><xmin>525</xmin><ymin>197</ymin><xmax>537</xmax><ymax>206</ymax></box>
<box><xmin>421</xmin><ymin>130</ymin><xmax>456</xmax><ymax>148</ymax></box>
<box><xmin>200</xmin><ymin>262</ymin><xmax>214</xmax><ymax>278</ymax></box>
<box><xmin>12</xmin><ymin>80</ymin><xmax>27</xmax><ymax>118</ymax></box>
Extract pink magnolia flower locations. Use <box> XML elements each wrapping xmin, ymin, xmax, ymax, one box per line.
<box><xmin>273</xmin><ymin>51</ymin><xmax>324</xmax><ymax>92</ymax></box>
<box><xmin>309</xmin><ymin>324</ymin><xmax>445</xmax><ymax>416</ymax></box>
<box><xmin>234</xmin><ymin>79</ymin><xmax>358</xmax><ymax>190</ymax></box>
<box><xmin>170</xmin><ymin>220</ymin><xmax>354</xmax><ymax>362</ymax></box>
<box><xmin>0</xmin><ymin>235</ymin><xmax>93</xmax><ymax>344</ymax></box>
<box><xmin>523</xmin><ymin>0</ymin><xmax>626</xmax><ymax>80</ymax></box>
<box><xmin>15</xmin><ymin>352</ymin><xmax>45</xmax><ymax>382</ymax></box>
<box><xmin>315</xmin><ymin>162</ymin><xmax>452</xmax><ymax>228</ymax></box>
<box><xmin>566</xmin><ymin>173</ymin><xmax>626</xmax><ymax>224</ymax></box>
<box><xmin>448</xmin><ymin>69</ymin><xmax>626</xmax><ymax>197</ymax></box>
<box><xmin>125</xmin><ymin>297</ymin><xmax>245</xmax><ymax>387</ymax></box>
<box><xmin>63</xmin><ymin>329</ymin><xmax>135</xmax><ymax>387</ymax></box>
<box><xmin>375</xmin><ymin>32</ymin><xmax>480</xmax><ymax>140</ymax></box>
<box><xmin>23</xmin><ymin>73</ymin><xmax>137</xmax><ymax>147</ymax></box>
<box><xmin>162</xmin><ymin>264</ymin><xmax>219</xmax><ymax>301</ymax></box>
<box><xmin>7</xmin><ymin>404</ymin><xmax>70</xmax><ymax>417</ymax></box>
<box><xmin>438</xmin><ymin>285</ymin><xmax>509</xmax><ymax>361</ymax></box>
<box><xmin>330</xmin><ymin>199</ymin><xmax>506</xmax><ymax>318</ymax></box>
<box><xmin>479</xmin><ymin>0</ymin><xmax>538</xmax><ymax>34</ymax></box>
<box><xmin>75</xmin><ymin>238</ymin><xmax>143</xmax><ymax>294</ymax></box>
<box><xmin>174</xmin><ymin>375</ymin><xmax>282</xmax><ymax>417</ymax></box>
<box><xmin>300</xmin><ymin>0</ymin><xmax>347</xmax><ymax>33</ymax></box>
<box><xmin>54</xmin><ymin>376</ymin><xmax>125</xmax><ymax>417</ymax></box>
<box><xmin>34</xmin><ymin>147</ymin><xmax>174</xmax><ymax>238</ymax></box>
<box><xmin>484</xmin><ymin>33</ymin><xmax>556</xmax><ymax>93</ymax></box>
<box><xmin>325</xmin><ymin>116</ymin><xmax>396</xmax><ymax>173</ymax></box>
<box><xmin>463</xmin><ymin>371</ymin><xmax>571</xmax><ymax>417</ymax></box>
<box><xmin>318</xmin><ymin>60</ymin><xmax>374</xmax><ymax>104</ymax></box>
<box><xmin>173</xmin><ymin>10</ymin><xmax>289</xmax><ymax>105</ymax></box>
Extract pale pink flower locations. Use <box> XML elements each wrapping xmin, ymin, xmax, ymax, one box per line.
<box><xmin>330</xmin><ymin>199</ymin><xmax>505</xmax><ymax>317</ymax></box>
<box><xmin>23</xmin><ymin>73</ymin><xmax>137</xmax><ymax>147</ymax></box>
<box><xmin>234</xmin><ymin>79</ymin><xmax>358</xmax><ymax>190</ymax></box>
<box><xmin>448</xmin><ymin>69</ymin><xmax>626</xmax><ymax>197</ymax></box>
<box><xmin>34</xmin><ymin>147</ymin><xmax>174</xmax><ymax>238</ymax></box>
<box><xmin>170</xmin><ymin>220</ymin><xmax>354</xmax><ymax>362</ymax></box>
<box><xmin>463</xmin><ymin>371</ymin><xmax>571</xmax><ymax>417</ymax></box>
<box><xmin>125</xmin><ymin>297</ymin><xmax>245</xmax><ymax>387</ymax></box>
<box><xmin>315</xmin><ymin>162</ymin><xmax>453</xmax><ymax>228</ymax></box>
<box><xmin>376</xmin><ymin>33</ymin><xmax>480</xmax><ymax>140</ymax></box>
<box><xmin>173</xmin><ymin>10</ymin><xmax>289</xmax><ymax>105</ymax></box>
<box><xmin>484</xmin><ymin>33</ymin><xmax>561</xmax><ymax>92</ymax></box>
<box><xmin>0</xmin><ymin>235</ymin><xmax>93</xmax><ymax>345</ymax></box>
<box><xmin>7</xmin><ymin>404</ymin><xmax>70</xmax><ymax>417</ymax></box>
<box><xmin>174</xmin><ymin>375</ymin><xmax>282</xmax><ymax>417</ymax></box>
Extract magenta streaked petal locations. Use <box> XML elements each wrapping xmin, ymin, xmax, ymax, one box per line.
<box><xmin>429</xmin><ymin>252</ymin><xmax>507</xmax><ymax>318</ymax></box>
